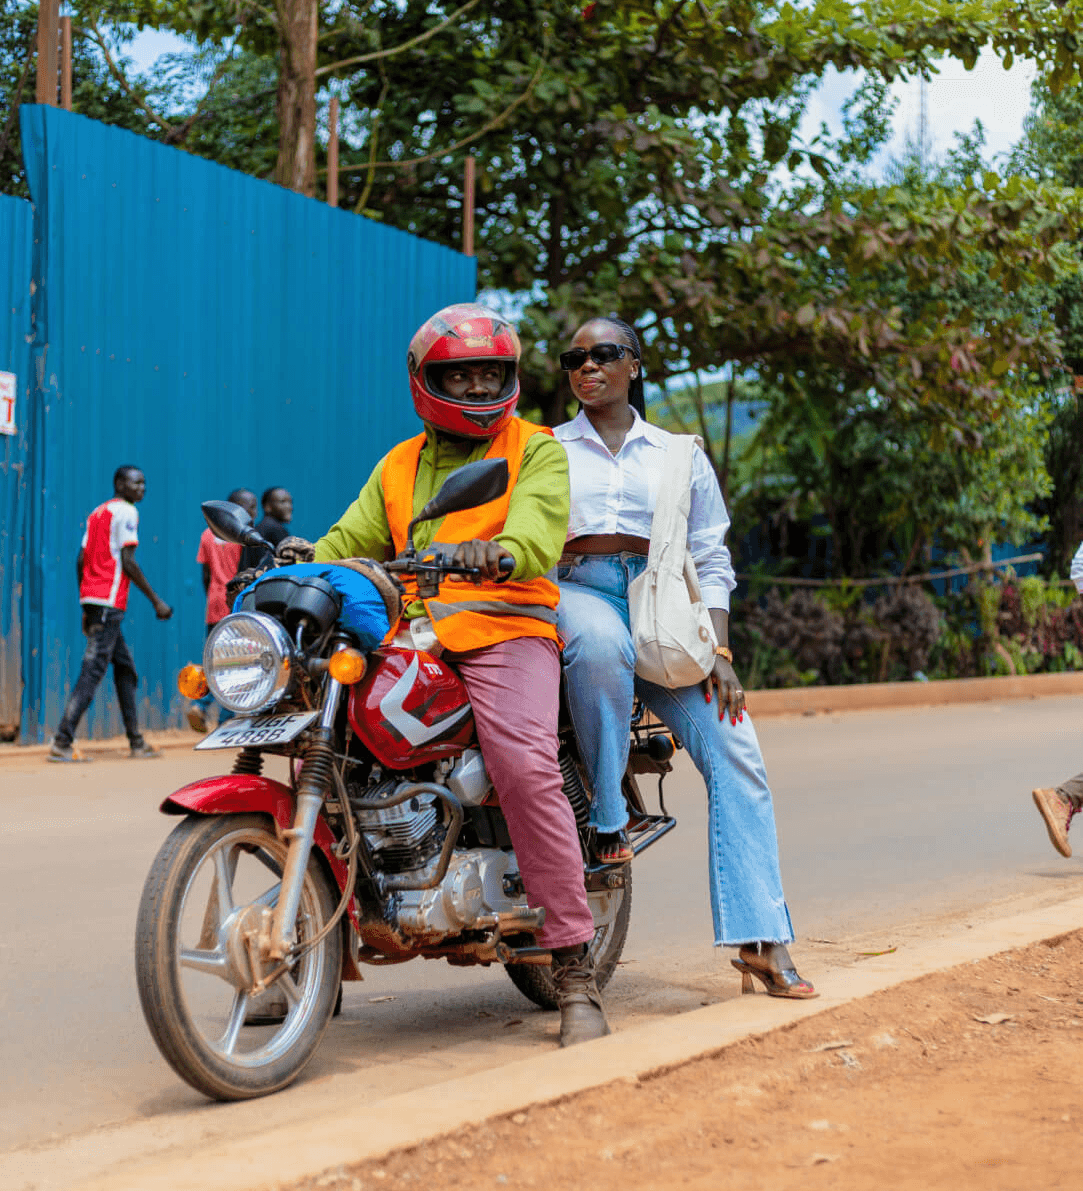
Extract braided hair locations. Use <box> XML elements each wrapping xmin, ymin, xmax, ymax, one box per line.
<box><xmin>599</xmin><ymin>317</ymin><xmax>646</xmax><ymax>418</ymax></box>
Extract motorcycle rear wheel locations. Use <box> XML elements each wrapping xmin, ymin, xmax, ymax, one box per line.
<box><xmin>135</xmin><ymin>812</ymin><xmax>342</xmax><ymax>1101</ymax></box>
<box><xmin>505</xmin><ymin>867</ymin><xmax>632</xmax><ymax>1010</ymax></box>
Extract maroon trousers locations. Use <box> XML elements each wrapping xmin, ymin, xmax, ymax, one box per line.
<box><xmin>446</xmin><ymin>636</ymin><xmax>595</xmax><ymax>950</ymax></box>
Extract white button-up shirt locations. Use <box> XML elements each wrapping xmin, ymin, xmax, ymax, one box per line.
<box><xmin>1072</xmin><ymin>541</ymin><xmax>1083</xmax><ymax>593</ymax></box>
<box><xmin>554</xmin><ymin>409</ymin><xmax>737</xmax><ymax>610</ymax></box>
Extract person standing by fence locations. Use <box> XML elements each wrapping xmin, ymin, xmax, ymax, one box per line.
<box><xmin>1032</xmin><ymin>540</ymin><xmax>1083</xmax><ymax>855</ymax></box>
<box><xmin>186</xmin><ymin>487</ymin><xmax>257</xmax><ymax>733</ymax></box>
<box><xmin>48</xmin><ymin>466</ymin><xmax>172</xmax><ymax>762</ymax></box>
<box><xmin>238</xmin><ymin>487</ymin><xmax>293</xmax><ymax>571</ymax></box>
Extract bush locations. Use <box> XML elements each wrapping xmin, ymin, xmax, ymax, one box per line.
<box><xmin>730</xmin><ymin>574</ymin><xmax>1082</xmax><ymax>687</ymax></box>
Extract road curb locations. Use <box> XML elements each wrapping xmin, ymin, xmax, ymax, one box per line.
<box><xmin>63</xmin><ymin>893</ymin><xmax>1083</xmax><ymax>1191</ymax></box>
<box><xmin>748</xmin><ymin>669</ymin><xmax>1083</xmax><ymax>718</ymax></box>
<box><xmin>0</xmin><ymin>730</ymin><xmax>198</xmax><ymax>763</ymax></box>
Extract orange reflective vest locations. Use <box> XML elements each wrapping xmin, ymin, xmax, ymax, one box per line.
<box><xmin>381</xmin><ymin>418</ymin><xmax>561</xmax><ymax>653</ymax></box>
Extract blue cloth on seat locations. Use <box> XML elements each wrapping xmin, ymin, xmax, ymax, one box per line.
<box><xmin>233</xmin><ymin>562</ymin><xmax>392</xmax><ymax>650</ymax></box>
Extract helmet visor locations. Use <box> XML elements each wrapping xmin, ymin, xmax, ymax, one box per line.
<box><xmin>424</xmin><ymin>359</ymin><xmax>517</xmax><ymax>404</ymax></box>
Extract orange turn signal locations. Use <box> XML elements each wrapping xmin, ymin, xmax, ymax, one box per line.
<box><xmin>328</xmin><ymin>649</ymin><xmax>367</xmax><ymax>685</ymax></box>
<box><xmin>177</xmin><ymin>664</ymin><xmax>208</xmax><ymax>699</ymax></box>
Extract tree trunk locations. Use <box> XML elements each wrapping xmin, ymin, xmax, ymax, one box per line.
<box><xmin>719</xmin><ymin>373</ymin><xmax>735</xmax><ymax>503</ymax></box>
<box><xmin>274</xmin><ymin>0</ymin><xmax>318</xmax><ymax>195</ymax></box>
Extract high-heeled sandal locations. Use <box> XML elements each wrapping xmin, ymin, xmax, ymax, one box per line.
<box><xmin>731</xmin><ymin>942</ymin><xmax>818</xmax><ymax>999</ymax></box>
<box><xmin>595</xmin><ymin>829</ymin><xmax>634</xmax><ymax>865</ymax></box>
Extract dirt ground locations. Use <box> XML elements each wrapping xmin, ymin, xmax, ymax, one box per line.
<box><xmin>289</xmin><ymin>930</ymin><xmax>1083</xmax><ymax>1191</ymax></box>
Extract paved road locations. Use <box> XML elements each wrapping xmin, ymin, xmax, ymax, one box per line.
<box><xmin>2</xmin><ymin>695</ymin><xmax>1082</xmax><ymax>1180</ymax></box>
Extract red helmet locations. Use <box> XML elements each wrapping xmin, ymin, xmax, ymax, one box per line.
<box><xmin>407</xmin><ymin>303</ymin><xmax>521</xmax><ymax>439</ymax></box>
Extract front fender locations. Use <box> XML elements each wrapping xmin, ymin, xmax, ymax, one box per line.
<box><xmin>161</xmin><ymin>774</ymin><xmax>350</xmax><ymax>896</ymax></box>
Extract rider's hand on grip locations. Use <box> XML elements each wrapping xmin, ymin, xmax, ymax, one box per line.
<box><xmin>448</xmin><ymin>540</ymin><xmax>516</xmax><ymax>584</ymax></box>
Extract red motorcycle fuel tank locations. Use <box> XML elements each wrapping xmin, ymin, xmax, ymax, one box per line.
<box><xmin>348</xmin><ymin>647</ymin><xmax>476</xmax><ymax>769</ymax></box>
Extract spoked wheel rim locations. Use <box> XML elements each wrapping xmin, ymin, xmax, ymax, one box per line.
<box><xmin>585</xmin><ymin>883</ymin><xmax>625</xmax><ymax>966</ymax></box>
<box><xmin>173</xmin><ymin>824</ymin><xmax>331</xmax><ymax>1070</ymax></box>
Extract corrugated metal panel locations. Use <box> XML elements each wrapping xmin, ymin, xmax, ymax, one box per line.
<box><xmin>0</xmin><ymin>194</ymin><xmax>32</xmax><ymax>737</ymax></box>
<box><xmin>18</xmin><ymin>106</ymin><xmax>476</xmax><ymax>742</ymax></box>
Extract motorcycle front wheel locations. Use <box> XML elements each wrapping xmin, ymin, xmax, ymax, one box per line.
<box><xmin>135</xmin><ymin>812</ymin><xmax>342</xmax><ymax>1101</ymax></box>
<box><xmin>505</xmin><ymin>867</ymin><xmax>632</xmax><ymax>1010</ymax></box>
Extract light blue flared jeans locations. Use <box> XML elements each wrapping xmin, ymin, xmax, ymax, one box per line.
<box><xmin>557</xmin><ymin>553</ymin><xmax>795</xmax><ymax>947</ymax></box>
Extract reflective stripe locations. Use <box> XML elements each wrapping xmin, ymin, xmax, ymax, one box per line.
<box><xmin>427</xmin><ymin>600</ymin><xmax>559</xmax><ymax>625</ymax></box>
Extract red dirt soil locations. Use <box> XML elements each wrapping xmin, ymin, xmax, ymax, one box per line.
<box><xmin>289</xmin><ymin>930</ymin><xmax>1083</xmax><ymax>1191</ymax></box>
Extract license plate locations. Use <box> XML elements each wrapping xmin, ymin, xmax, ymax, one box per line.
<box><xmin>194</xmin><ymin>711</ymin><xmax>319</xmax><ymax>751</ymax></box>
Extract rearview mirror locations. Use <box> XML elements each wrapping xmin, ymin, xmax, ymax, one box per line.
<box><xmin>202</xmin><ymin>500</ymin><xmax>267</xmax><ymax>552</ymax></box>
<box><xmin>407</xmin><ymin>458</ymin><xmax>510</xmax><ymax>541</ymax></box>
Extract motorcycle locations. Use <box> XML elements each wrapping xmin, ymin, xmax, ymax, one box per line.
<box><xmin>135</xmin><ymin>458</ymin><xmax>677</xmax><ymax>1100</ymax></box>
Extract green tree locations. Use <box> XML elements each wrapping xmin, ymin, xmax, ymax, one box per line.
<box><xmin>309</xmin><ymin>0</ymin><xmax>1083</xmax><ymax>431</ymax></box>
<box><xmin>1012</xmin><ymin>77</ymin><xmax>1083</xmax><ymax>574</ymax></box>
<box><xmin>721</xmin><ymin>129</ymin><xmax>1063</xmax><ymax>577</ymax></box>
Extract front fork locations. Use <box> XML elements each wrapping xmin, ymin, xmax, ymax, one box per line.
<box><xmin>266</xmin><ymin>675</ymin><xmax>345</xmax><ymax>961</ymax></box>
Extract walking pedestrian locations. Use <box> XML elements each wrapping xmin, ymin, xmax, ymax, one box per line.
<box><xmin>186</xmin><ymin>487</ymin><xmax>257</xmax><ymax>733</ymax></box>
<box><xmin>48</xmin><ymin>466</ymin><xmax>173</xmax><ymax>762</ymax></box>
<box><xmin>1031</xmin><ymin>539</ymin><xmax>1083</xmax><ymax>855</ymax></box>
<box><xmin>238</xmin><ymin>487</ymin><xmax>293</xmax><ymax>571</ymax></box>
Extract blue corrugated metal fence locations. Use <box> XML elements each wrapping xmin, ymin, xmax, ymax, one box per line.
<box><xmin>0</xmin><ymin>194</ymin><xmax>33</xmax><ymax>737</ymax></box>
<box><xmin>15</xmin><ymin>105</ymin><xmax>476</xmax><ymax>742</ymax></box>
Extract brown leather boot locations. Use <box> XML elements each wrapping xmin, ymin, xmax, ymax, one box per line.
<box><xmin>551</xmin><ymin>944</ymin><xmax>611</xmax><ymax>1047</ymax></box>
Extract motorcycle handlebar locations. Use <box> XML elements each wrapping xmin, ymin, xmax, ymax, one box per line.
<box><xmin>386</xmin><ymin>554</ymin><xmax>516</xmax><ymax>580</ymax></box>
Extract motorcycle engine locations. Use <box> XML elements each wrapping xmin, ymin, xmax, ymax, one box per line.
<box><xmin>350</xmin><ymin>778</ymin><xmax>443</xmax><ymax>873</ymax></box>
<box><xmin>394</xmin><ymin>849</ymin><xmax>515</xmax><ymax>940</ymax></box>
<box><xmin>350</xmin><ymin>765</ymin><xmax>523</xmax><ymax>943</ymax></box>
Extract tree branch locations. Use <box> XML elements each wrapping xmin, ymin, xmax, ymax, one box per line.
<box><xmin>85</xmin><ymin>22</ymin><xmax>177</xmax><ymax>135</ymax></box>
<box><xmin>0</xmin><ymin>29</ymin><xmax>35</xmax><ymax>163</ymax></box>
<box><xmin>315</xmin><ymin>0</ymin><xmax>480</xmax><ymax>77</ymax></box>
<box><xmin>328</xmin><ymin>48</ymin><xmax>545</xmax><ymax>174</ymax></box>
<box><xmin>353</xmin><ymin>75</ymin><xmax>390</xmax><ymax>213</ymax></box>
<box><xmin>164</xmin><ymin>27</ymin><xmax>247</xmax><ymax>145</ymax></box>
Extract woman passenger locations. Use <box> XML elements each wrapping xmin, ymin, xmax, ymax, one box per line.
<box><xmin>553</xmin><ymin>316</ymin><xmax>815</xmax><ymax>998</ymax></box>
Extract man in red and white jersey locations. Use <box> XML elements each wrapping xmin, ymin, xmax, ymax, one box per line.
<box><xmin>48</xmin><ymin>466</ymin><xmax>173</xmax><ymax>762</ymax></box>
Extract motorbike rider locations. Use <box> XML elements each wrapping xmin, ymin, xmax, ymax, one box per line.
<box><xmin>314</xmin><ymin>303</ymin><xmax>608</xmax><ymax>1047</ymax></box>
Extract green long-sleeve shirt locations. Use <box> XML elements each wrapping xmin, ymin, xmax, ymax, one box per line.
<box><xmin>315</xmin><ymin>425</ymin><xmax>570</xmax><ymax>615</ymax></box>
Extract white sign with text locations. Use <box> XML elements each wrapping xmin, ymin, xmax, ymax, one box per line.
<box><xmin>0</xmin><ymin>372</ymin><xmax>15</xmax><ymax>436</ymax></box>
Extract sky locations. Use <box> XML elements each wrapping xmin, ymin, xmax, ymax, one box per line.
<box><xmin>803</xmin><ymin>48</ymin><xmax>1039</xmax><ymax>171</ymax></box>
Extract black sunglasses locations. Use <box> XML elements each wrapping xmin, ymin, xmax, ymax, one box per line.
<box><xmin>559</xmin><ymin>343</ymin><xmax>628</xmax><ymax>371</ymax></box>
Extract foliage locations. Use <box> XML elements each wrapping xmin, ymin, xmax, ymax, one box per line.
<box><xmin>1011</xmin><ymin>77</ymin><xmax>1083</xmax><ymax>576</ymax></box>
<box><xmin>103</xmin><ymin>0</ymin><xmax>1079</xmax><ymax>422</ymax></box>
<box><xmin>734</xmin><ymin>582</ymin><xmax>942</xmax><ymax>686</ymax></box>
<box><xmin>732</xmin><ymin>574</ymin><xmax>1083</xmax><ymax>687</ymax></box>
<box><xmin>1</xmin><ymin>2</ymin><xmax>163</xmax><ymax>196</ymax></box>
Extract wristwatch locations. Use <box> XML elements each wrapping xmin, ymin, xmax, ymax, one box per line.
<box><xmin>715</xmin><ymin>645</ymin><xmax>734</xmax><ymax>663</ymax></box>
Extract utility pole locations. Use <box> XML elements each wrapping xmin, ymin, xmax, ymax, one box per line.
<box><xmin>463</xmin><ymin>155</ymin><xmax>476</xmax><ymax>257</ymax></box>
<box><xmin>327</xmin><ymin>97</ymin><xmax>339</xmax><ymax>208</ymax></box>
<box><xmin>35</xmin><ymin>0</ymin><xmax>59</xmax><ymax>105</ymax></box>
<box><xmin>60</xmin><ymin>14</ymin><xmax>72</xmax><ymax>111</ymax></box>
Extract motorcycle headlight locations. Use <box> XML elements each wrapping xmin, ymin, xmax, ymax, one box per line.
<box><xmin>203</xmin><ymin>613</ymin><xmax>293</xmax><ymax>714</ymax></box>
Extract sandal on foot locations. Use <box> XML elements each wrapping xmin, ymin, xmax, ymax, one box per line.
<box><xmin>732</xmin><ymin>942</ymin><xmax>817</xmax><ymax>999</ymax></box>
<box><xmin>595</xmin><ymin>829</ymin><xmax>634</xmax><ymax>865</ymax></box>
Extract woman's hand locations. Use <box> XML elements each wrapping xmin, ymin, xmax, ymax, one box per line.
<box><xmin>704</xmin><ymin>655</ymin><xmax>745</xmax><ymax>724</ymax></box>
<box><xmin>448</xmin><ymin>539</ymin><xmax>516</xmax><ymax>583</ymax></box>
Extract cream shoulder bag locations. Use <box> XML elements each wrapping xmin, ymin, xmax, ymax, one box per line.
<box><xmin>627</xmin><ymin>434</ymin><xmax>718</xmax><ymax>688</ymax></box>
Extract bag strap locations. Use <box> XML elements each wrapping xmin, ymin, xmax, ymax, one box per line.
<box><xmin>645</xmin><ymin>434</ymin><xmax>701</xmax><ymax>568</ymax></box>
